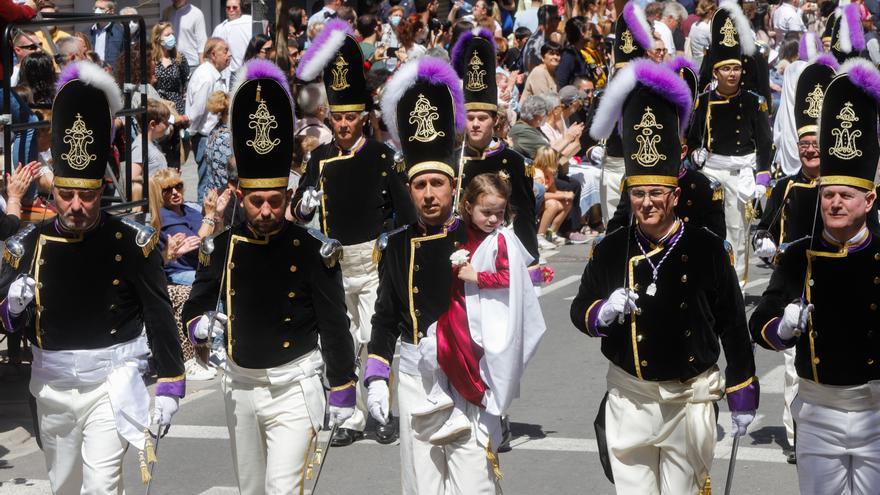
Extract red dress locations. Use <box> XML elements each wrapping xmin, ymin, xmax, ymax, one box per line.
<box><xmin>437</xmin><ymin>226</ymin><xmax>511</xmax><ymax>407</ymax></box>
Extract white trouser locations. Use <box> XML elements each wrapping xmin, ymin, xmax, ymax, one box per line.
<box><xmin>701</xmin><ymin>160</ymin><xmax>756</xmax><ymax>282</ymax></box>
<box><xmin>339</xmin><ymin>239</ymin><xmax>380</xmax><ymax>432</ymax></box>
<box><xmin>604</xmin><ymin>364</ymin><xmax>721</xmax><ymax>495</ymax></box>
<box><xmin>601</xmin><ymin>156</ymin><xmax>625</xmax><ymax>224</ymax></box>
<box><xmin>397</xmin><ymin>343</ymin><xmax>501</xmax><ymax>495</ymax></box>
<box><xmin>792</xmin><ymin>381</ymin><xmax>880</xmax><ymax>495</ymax></box>
<box><xmin>222</xmin><ymin>350</ymin><xmax>326</xmax><ymax>495</ymax></box>
<box><xmin>782</xmin><ymin>348</ymin><xmax>798</xmax><ymax>447</ymax></box>
<box><xmin>30</xmin><ymin>380</ymin><xmax>127</xmax><ymax>495</ymax></box>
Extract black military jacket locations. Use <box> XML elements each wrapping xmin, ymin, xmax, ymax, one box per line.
<box><xmin>181</xmin><ymin>221</ymin><xmax>356</xmax><ymax>387</ymax></box>
<box><xmin>368</xmin><ymin>218</ymin><xmax>468</xmax><ymax>364</ymax></box>
<box><xmin>570</xmin><ymin>220</ymin><xmax>756</xmax><ymax>389</ymax></box>
<box><xmin>756</xmin><ymin>173</ymin><xmax>818</xmax><ymax>247</ymax></box>
<box><xmin>0</xmin><ymin>214</ymin><xmax>184</xmax><ymax>382</ymax></box>
<box><xmin>292</xmin><ymin>136</ymin><xmax>416</xmax><ymax>245</ymax></box>
<box><xmin>461</xmin><ymin>141</ymin><xmax>539</xmax><ymax>262</ymax></box>
<box><xmin>607</xmin><ymin>167</ymin><xmax>726</xmax><ymax>239</ymax></box>
<box><xmin>687</xmin><ymin>89</ymin><xmax>773</xmax><ymax>173</ymax></box>
<box><xmin>750</xmin><ymin>232</ymin><xmax>880</xmax><ymax>386</ymax></box>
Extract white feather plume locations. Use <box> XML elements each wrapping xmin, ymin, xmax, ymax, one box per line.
<box><xmin>838</xmin><ymin>7</ymin><xmax>852</xmax><ymax>54</ymax></box>
<box><xmin>380</xmin><ymin>60</ymin><xmax>422</xmax><ymax>145</ymax></box>
<box><xmin>629</xmin><ymin>3</ymin><xmax>653</xmax><ymax>50</ymax></box>
<box><xmin>719</xmin><ymin>1</ymin><xmax>756</xmax><ymax>56</ymax></box>
<box><xmin>868</xmin><ymin>38</ymin><xmax>880</xmax><ymax>65</ymax></box>
<box><xmin>588</xmin><ymin>62</ymin><xmax>637</xmax><ymax>140</ymax></box>
<box><xmin>74</xmin><ymin>61</ymin><xmax>123</xmax><ymax>114</ymax></box>
<box><xmin>297</xmin><ymin>29</ymin><xmax>348</xmax><ymax>82</ymax></box>
<box><xmin>806</xmin><ymin>32</ymin><xmax>818</xmax><ymax>60</ymax></box>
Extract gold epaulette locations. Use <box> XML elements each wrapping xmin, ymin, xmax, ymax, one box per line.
<box><xmin>120</xmin><ymin>218</ymin><xmax>159</xmax><ymax>258</ymax></box>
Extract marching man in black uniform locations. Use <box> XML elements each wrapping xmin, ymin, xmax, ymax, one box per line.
<box><xmin>687</xmin><ymin>1</ymin><xmax>772</xmax><ymax>285</ymax></box>
<box><xmin>570</xmin><ymin>59</ymin><xmax>758</xmax><ymax>495</ymax></box>
<box><xmin>292</xmin><ymin>19</ymin><xmax>415</xmax><ymax>446</ymax></box>
<box><xmin>182</xmin><ymin>60</ymin><xmax>357</xmax><ymax>495</ymax></box>
<box><xmin>750</xmin><ymin>59</ymin><xmax>880</xmax><ymax>495</ymax></box>
<box><xmin>0</xmin><ymin>61</ymin><xmax>185</xmax><ymax>493</ymax></box>
<box><xmin>451</xmin><ymin>28</ymin><xmax>539</xmax><ymax>263</ymax></box>
<box><xmin>828</xmin><ymin>3</ymin><xmax>865</xmax><ymax>66</ymax></box>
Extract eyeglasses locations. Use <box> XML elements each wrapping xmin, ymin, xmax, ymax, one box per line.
<box><xmin>630</xmin><ymin>189</ymin><xmax>674</xmax><ymax>202</ymax></box>
<box><xmin>717</xmin><ymin>66</ymin><xmax>743</xmax><ymax>74</ymax></box>
<box><xmin>162</xmin><ymin>183</ymin><xmax>184</xmax><ymax>193</ymax></box>
<box><xmin>653</xmin><ymin>48</ymin><xmax>668</xmax><ymax>55</ymax></box>
<box><xmin>797</xmin><ymin>141</ymin><xmax>819</xmax><ymax>150</ymax></box>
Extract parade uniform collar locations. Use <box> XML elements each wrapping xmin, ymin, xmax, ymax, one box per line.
<box><xmin>418</xmin><ymin>215</ymin><xmax>459</xmax><ymax>236</ymax></box>
<box><xmin>334</xmin><ymin>134</ymin><xmax>366</xmax><ymax>156</ymax></box>
<box><xmin>820</xmin><ymin>227</ymin><xmax>871</xmax><ymax>254</ymax></box>
<box><xmin>465</xmin><ymin>138</ymin><xmax>503</xmax><ymax>159</ymax></box>
<box><xmin>636</xmin><ymin>218</ymin><xmax>683</xmax><ymax>250</ymax></box>
<box><xmin>245</xmin><ymin>221</ymin><xmax>288</xmax><ymax>242</ymax></box>
<box><xmin>52</xmin><ymin>213</ymin><xmax>103</xmax><ymax>239</ymax></box>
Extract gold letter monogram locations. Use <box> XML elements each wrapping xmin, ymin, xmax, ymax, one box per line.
<box><xmin>829</xmin><ymin>102</ymin><xmax>862</xmax><ymax>160</ymax></box>
<box><xmin>620</xmin><ymin>30</ymin><xmax>636</xmax><ymax>54</ymax></box>
<box><xmin>631</xmin><ymin>106</ymin><xmax>665</xmax><ymax>167</ymax></box>
<box><xmin>247</xmin><ymin>85</ymin><xmax>280</xmax><ymax>155</ymax></box>
<box><xmin>408</xmin><ymin>94</ymin><xmax>445</xmax><ymax>143</ymax></box>
<box><xmin>330</xmin><ymin>53</ymin><xmax>350</xmax><ymax>91</ymax></box>
<box><xmin>803</xmin><ymin>83</ymin><xmax>824</xmax><ymax>119</ymax></box>
<box><xmin>466</xmin><ymin>51</ymin><xmax>487</xmax><ymax>91</ymax></box>
<box><xmin>720</xmin><ymin>18</ymin><xmax>738</xmax><ymax>47</ymax></box>
<box><xmin>62</xmin><ymin>113</ymin><xmax>96</xmax><ymax>170</ymax></box>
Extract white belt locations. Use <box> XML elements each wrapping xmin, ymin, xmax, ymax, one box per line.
<box><xmin>399</xmin><ymin>341</ymin><xmax>421</xmax><ymax>376</ymax></box>
<box><xmin>798</xmin><ymin>379</ymin><xmax>880</xmax><ymax>411</ymax></box>
<box><xmin>32</xmin><ymin>335</ymin><xmax>152</xmax><ymax>449</ymax></box>
<box><xmin>340</xmin><ymin>238</ymin><xmax>377</xmax><ymax>275</ymax></box>
<box><xmin>225</xmin><ymin>348</ymin><xmax>324</xmax><ymax>387</ymax></box>
<box><xmin>704</xmin><ymin>152</ymin><xmax>756</xmax><ymax>172</ymax></box>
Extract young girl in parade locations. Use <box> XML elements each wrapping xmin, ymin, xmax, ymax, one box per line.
<box><xmin>413</xmin><ymin>172</ymin><xmax>546</xmax><ymax>453</ymax></box>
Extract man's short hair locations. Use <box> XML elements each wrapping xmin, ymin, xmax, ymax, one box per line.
<box><xmin>414</xmin><ymin>0</ymin><xmax>432</xmax><ymax>14</ymax></box>
<box><xmin>146</xmin><ymin>98</ymin><xmax>170</xmax><ymax>125</ymax></box>
<box><xmin>97</xmin><ymin>0</ymin><xmax>117</xmax><ymax>12</ymax></box>
<box><xmin>514</xmin><ymin>26</ymin><xmax>532</xmax><ymax>41</ymax></box>
<box><xmin>662</xmin><ymin>2</ymin><xmax>687</xmax><ymax>20</ymax></box>
<box><xmin>297</xmin><ymin>83</ymin><xmax>327</xmax><ymax>116</ymax></box>
<box><xmin>540</xmin><ymin>40</ymin><xmax>562</xmax><ymax>56</ymax></box>
<box><xmin>56</xmin><ymin>36</ymin><xmax>80</xmax><ymax>57</ymax></box>
<box><xmin>520</xmin><ymin>95</ymin><xmax>549</xmax><ymax>121</ymax></box>
<box><xmin>357</xmin><ymin>14</ymin><xmax>379</xmax><ymax>37</ymax></box>
<box><xmin>645</xmin><ymin>1</ymin><xmax>664</xmax><ymax>19</ymax></box>
<box><xmin>537</xmin><ymin>4</ymin><xmax>559</xmax><ymax>25</ymax></box>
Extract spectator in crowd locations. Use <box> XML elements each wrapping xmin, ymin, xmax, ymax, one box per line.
<box><xmin>131</xmin><ymin>99</ymin><xmax>172</xmax><ymax>200</ymax></box>
<box><xmin>295</xmin><ymin>83</ymin><xmax>333</xmax><ymax>145</ymax></box>
<box><xmin>11</xmin><ymin>30</ymin><xmax>41</xmax><ymax>86</ymax></box>
<box><xmin>309</xmin><ymin>0</ymin><xmax>345</xmax><ymax>27</ymax></box>
<box><xmin>152</xmin><ymin>22</ymin><xmax>190</xmax><ymax>170</ymax></box>
<box><xmin>688</xmin><ymin>0</ymin><xmax>715</xmax><ymax>69</ymax></box>
<box><xmin>515</xmin><ymin>0</ymin><xmax>542</xmax><ymax>33</ymax></box>
<box><xmin>648</xmin><ymin>36</ymin><xmax>668</xmax><ymax>62</ymax></box>
<box><xmin>414</xmin><ymin>0</ymin><xmax>438</xmax><ymax>30</ymax></box>
<box><xmin>556</xmin><ymin>16</ymin><xmax>605</xmax><ymax>88</ymax></box>
<box><xmin>212</xmin><ymin>0</ymin><xmax>253</xmax><ymax>77</ymax></box>
<box><xmin>520</xmin><ymin>41</ymin><xmax>561</xmax><ymax>104</ymax></box>
<box><xmin>509</xmin><ymin>94</ymin><xmax>551</xmax><ymax>159</ymax></box>
<box><xmin>382</xmin><ymin>5</ymin><xmax>405</xmax><ymax>47</ymax></box>
<box><xmin>773</xmin><ymin>0</ymin><xmax>806</xmax><ymax>44</ymax></box>
<box><xmin>502</xmin><ymin>27</ymin><xmax>530</xmax><ymax>73</ymax></box>
<box><xmin>288</xmin><ymin>6</ymin><xmax>309</xmax><ymax>49</ymax></box>
<box><xmin>186</xmin><ymin>37</ymin><xmax>230</xmax><ymax>202</ymax></box>
<box><xmin>90</xmin><ymin>0</ymin><xmax>125</xmax><ymax>66</ymax></box>
<box><xmin>357</xmin><ymin>14</ymin><xmax>381</xmax><ymax>60</ymax></box>
<box><xmin>645</xmin><ymin>1</ymin><xmax>663</xmax><ymax>23</ymax></box>
<box><xmin>19</xmin><ymin>52</ymin><xmax>56</xmax><ymax>108</ymax></box>
<box><xmin>242</xmin><ymin>34</ymin><xmax>272</xmax><ymax>63</ymax></box>
<box><xmin>655</xmin><ymin>2</ymin><xmax>687</xmax><ymax>57</ymax></box>
<box><xmin>204</xmin><ymin>90</ymin><xmax>233</xmax><ymax>192</ymax></box>
<box><xmin>149</xmin><ymin>168</ymin><xmax>230</xmax><ymax>286</ymax></box>
<box><xmin>521</xmin><ymin>4</ymin><xmax>560</xmax><ymax>72</ymax></box>
<box><xmin>533</xmin><ymin>146</ymin><xmax>574</xmax><ymax>249</ymax></box>
<box><xmin>450</xmin><ymin>0</ymin><xmax>501</xmax><ymax>36</ymax></box>
<box><xmin>539</xmin><ymin>93</ymin><xmax>584</xmax><ymax>165</ymax></box>
<box><xmin>55</xmin><ymin>36</ymin><xmax>84</xmax><ymax>68</ymax></box>
<box><xmin>162</xmin><ymin>0</ymin><xmax>208</xmax><ymax>70</ymax></box>
<box><xmin>119</xmin><ymin>6</ymin><xmax>139</xmax><ymax>39</ymax></box>
<box><xmin>395</xmin><ymin>14</ymin><xmax>427</xmax><ymax>60</ymax></box>
<box><xmin>34</xmin><ymin>1</ymin><xmax>70</xmax><ymax>52</ymax></box>
<box><xmin>73</xmin><ymin>31</ymin><xmax>92</xmax><ymax>57</ymax></box>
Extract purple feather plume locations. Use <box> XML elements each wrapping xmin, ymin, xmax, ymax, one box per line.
<box><xmin>798</xmin><ymin>32</ymin><xmax>821</xmax><ymax>61</ymax></box>
<box><xmin>451</xmin><ymin>28</ymin><xmax>496</xmax><ymax>77</ymax></box>
<box><xmin>622</xmin><ymin>2</ymin><xmax>652</xmax><ymax>51</ymax></box>
<box><xmin>632</xmin><ymin>59</ymin><xmax>693</xmax><ymax>135</ymax></box>
<box><xmin>665</xmin><ymin>56</ymin><xmax>697</xmax><ymax>74</ymax></box>
<box><xmin>56</xmin><ymin>63</ymin><xmax>79</xmax><ymax>92</ymax></box>
<box><xmin>417</xmin><ymin>57</ymin><xmax>466</xmax><ymax>133</ymax></box>
<box><xmin>243</xmin><ymin>59</ymin><xmax>291</xmax><ymax>97</ymax></box>
<box><xmin>843</xmin><ymin>3</ymin><xmax>866</xmax><ymax>52</ymax></box>
<box><xmin>814</xmin><ymin>53</ymin><xmax>840</xmax><ymax>71</ymax></box>
<box><xmin>842</xmin><ymin>58</ymin><xmax>880</xmax><ymax>103</ymax></box>
<box><xmin>296</xmin><ymin>19</ymin><xmax>354</xmax><ymax>81</ymax></box>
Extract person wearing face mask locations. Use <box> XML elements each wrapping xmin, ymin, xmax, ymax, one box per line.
<box><xmin>119</xmin><ymin>6</ymin><xmax>139</xmax><ymax>41</ymax></box>
<box><xmin>152</xmin><ymin>22</ymin><xmax>190</xmax><ymax>170</ymax></box>
<box><xmin>381</xmin><ymin>6</ymin><xmax>404</xmax><ymax>48</ymax></box>
<box><xmin>89</xmin><ymin>0</ymin><xmax>124</xmax><ymax>66</ymax></box>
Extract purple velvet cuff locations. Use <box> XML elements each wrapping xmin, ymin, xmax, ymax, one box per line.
<box><xmin>187</xmin><ymin>317</ymin><xmax>205</xmax><ymax>345</ymax></box>
<box><xmin>0</xmin><ymin>299</ymin><xmax>16</xmax><ymax>334</ymax></box>
<box><xmin>156</xmin><ymin>379</ymin><xmax>186</xmax><ymax>398</ymax></box>
<box><xmin>761</xmin><ymin>318</ymin><xmax>796</xmax><ymax>351</ymax></box>
<box><xmin>726</xmin><ymin>379</ymin><xmax>759</xmax><ymax>413</ymax></box>
<box><xmin>586</xmin><ymin>299</ymin><xmax>608</xmax><ymax>338</ymax></box>
<box><xmin>755</xmin><ymin>172</ymin><xmax>771</xmax><ymax>187</ymax></box>
<box><xmin>329</xmin><ymin>384</ymin><xmax>356</xmax><ymax>407</ymax></box>
<box><xmin>364</xmin><ymin>356</ymin><xmax>391</xmax><ymax>385</ymax></box>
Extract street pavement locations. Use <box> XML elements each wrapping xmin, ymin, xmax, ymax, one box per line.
<box><xmin>0</xmin><ymin>240</ymin><xmax>800</xmax><ymax>495</ymax></box>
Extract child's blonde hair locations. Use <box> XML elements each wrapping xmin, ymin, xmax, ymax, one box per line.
<box><xmin>458</xmin><ymin>172</ymin><xmax>513</xmax><ymax>226</ymax></box>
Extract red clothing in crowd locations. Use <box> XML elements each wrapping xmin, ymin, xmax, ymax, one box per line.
<box><xmin>437</xmin><ymin>226</ymin><xmax>511</xmax><ymax>408</ymax></box>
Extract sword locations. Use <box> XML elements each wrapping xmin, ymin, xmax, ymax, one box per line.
<box><xmin>617</xmin><ymin>212</ymin><xmax>634</xmax><ymax>325</ymax></box>
<box><xmin>306</xmin><ymin>422</ymin><xmax>339</xmax><ymax>494</ymax></box>
<box><xmin>723</xmin><ymin>432</ymin><xmax>741</xmax><ymax>495</ymax></box>
<box><xmin>143</xmin><ymin>423</ymin><xmax>169</xmax><ymax>495</ymax></box>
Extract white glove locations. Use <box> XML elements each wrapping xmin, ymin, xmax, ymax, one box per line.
<box><xmin>151</xmin><ymin>395</ymin><xmax>179</xmax><ymax>426</ymax></box>
<box><xmin>755</xmin><ymin>237</ymin><xmax>777</xmax><ymax>259</ymax></box>
<box><xmin>588</xmin><ymin>146</ymin><xmax>606</xmax><ymax>164</ymax></box>
<box><xmin>731</xmin><ymin>410</ymin><xmax>755</xmax><ymax>437</ymax></box>
<box><xmin>328</xmin><ymin>405</ymin><xmax>355</xmax><ymax>427</ymax></box>
<box><xmin>597</xmin><ymin>288</ymin><xmax>639</xmax><ymax>327</ymax></box>
<box><xmin>299</xmin><ymin>187</ymin><xmax>324</xmax><ymax>215</ymax></box>
<box><xmin>367</xmin><ymin>380</ymin><xmax>390</xmax><ymax>425</ymax></box>
<box><xmin>7</xmin><ymin>276</ymin><xmax>35</xmax><ymax>316</ymax></box>
<box><xmin>778</xmin><ymin>302</ymin><xmax>813</xmax><ymax>341</ymax></box>
<box><xmin>418</xmin><ymin>332</ymin><xmax>439</xmax><ymax>374</ymax></box>
<box><xmin>755</xmin><ymin>184</ymin><xmax>767</xmax><ymax>199</ymax></box>
<box><xmin>692</xmin><ymin>147</ymin><xmax>708</xmax><ymax>166</ymax></box>
<box><xmin>194</xmin><ymin>312</ymin><xmax>227</xmax><ymax>340</ymax></box>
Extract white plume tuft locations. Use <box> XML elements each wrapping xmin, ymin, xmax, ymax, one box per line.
<box><xmin>589</xmin><ymin>62</ymin><xmax>637</xmax><ymax>140</ymax></box>
<box><xmin>719</xmin><ymin>1</ymin><xmax>756</xmax><ymax>56</ymax></box>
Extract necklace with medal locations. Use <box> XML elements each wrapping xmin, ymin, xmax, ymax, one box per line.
<box><xmin>635</xmin><ymin>222</ymin><xmax>684</xmax><ymax>297</ymax></box>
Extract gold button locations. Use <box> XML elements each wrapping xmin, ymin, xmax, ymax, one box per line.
<box><xmin>293</xmin><ymin>239</ymin><xmax>300</xmax><ymax>247</ymax></box>
<box><xmin>40</xmin><ymin>239</ymin><xmax>46</xmax><ymax>246</ymax></box>
<box><xmin>381</xmin><ymin>153</ymin><xmax>387</xmax><ymax>159</ymax></box>
<box><xmin>115</xmin><ymin>232</ymin><xmax>123</xmax><ymax>239</ymax></box>
<box><xmin>686</xmin><ymin>200</ymin><xmax>693</xmax><ymax>206</ymax></box>
<box><xmin>414</xmin><ymin>241</ymin><xmax>421</xmax><ymax>248</ymax></box>
<box><xmin>229</xmin><ymin>315</ymin><xmax>235</xmax><ymax>321</ymax></box>
<box><xmin>684</xmin><ymin>216</ymin><xmax>690</xmax><ymax>222</ymax></box>
<box><xmin>284</xmin><ymin>317</ymin><xmax>292</xmax><ymax>322</ymax></box>
<box><xmin>680</xmin><ymin>302</ymin><xmax>688</xmax><ymax>310</ymax></box>
<box><xmin>872</xmin><ymin>303</ymin><xmax>878</xmax><ymax>311</ymax></box>
<box><xmin>736</xmin><ymin>116</ymin><xmax>741</xmax><ymax>120</ymax></box>
<box><xmin>415</xmin><ymin>309</ymin><xmax>421</xmax><ymax>316</ymax></box>
<box><xmin>690</xmin><ymin>183</ymin><xmax>696</xmax><ymax>189</ymax></box>
<box><xmin>502</xmin><ymin>159</ymin><xmax>508</xmax><ymax>164</ymax></box>
<box><xmin>636</xmin><ymin>334</ymin><xmax>643</xmax><ymax>342</ymax></box>
<box><xmin>112</xmin><ymin>279</ymin><xmax>120</xmax><ymax>286</ymax></box>
<box><xmin>290</xmin><ymin>265</ymin><xmax>297</xmax><ymax>272</ymax></box>
<box><xmin>229</xmin><ymin>262</ymin><xmax>235</xmax><ymax>270</ymax></box>
<box><xmin>681</xmin><ymin>255</ymin><xmax>688</xmax><ymax>262</ymax></box>
<box><xmin>813</xmin><ymin>357</ymin><xmax>820</xmax><ymax>365</ymax></box>
<box><xmin>810</xmin><ymin>331</ymin><xmax>817</xmax><ymax>338</ymax></box>
<box><xmin>288</xmin><ymin>292</ymin><xmax>295</xmax><ymax>298</ymax></box>
<box><xmin>283</xmin><ymin>341</ymin><xmax>290</xmax><ymax>348</ymax></box>
<box><xmin>640</xmin><ymin>360</ymin><xmax>648</xmax><ymax>367</ymax></box>
<box><xmin>874</xmin><ymin>277</ymin><xmax>880</xmax><ymax>285</ymax></box>
<box><xmin>681</xmin><ymin>275</ymin><xmax>688</xmax><ymax>283</ymax></box>
<box><xmin>413</xmin><ymin>286</ymin><xmax>419</xmax><ymax>294</ymax></box>
<box><xmin>685</xmin><ymin>330</ymin><xmax>692</xmax><ymax>337</ymax></box>
<box><xmin>109</xmin><ymin>304</ymin><xmax>117</xmax><ymax>310</ymax></box>
<box><xmin>414</xmin><ymin>264</ymin><xmax>420</xmax><ymax>271</ymax></box>
<box><xmin>37</xmin><ymin>282</ymin><xmax>42</xmax><ymax>289</ymax></box>
<box><xmin>688</xmin><ymin>356</ymin><xmax>695</xmax><ymax>362</ymax></box>
<box><xmin>875</xmin><ymin>253</ymin><xmax>880</xmax><ymax>261</ymax></box>
<box><xmin>382</xmin><ymin>171</ymin><xmax>388</xmax><ymax>176</ymax></box>
<box><xmin>38</xmin><ymin>259</ymin><xmax>45</xmax><ymax>265</ymax></box>
<box><xmin>110</xmin><ymin>328</ymin><xmax>117</xmax><ymax>334</ymax></box>
<box><xmin>808</xmin><ymin>279</ymin><xmax>814</xmax><ymax>287</ymax></box>
<box><xmin>229</xmin><ymin>289</ymin><xmax>236</xmax><ymax>296</ymax></box>
<box><xmin>869</xmin><ymin>359</ymin><xmax>875</xmax><ymax>365</ymax></box>
<box><xmin>114</xmin><ymin>254</ymin><xmax>122</xmax><ymax>262</ymax></box>
<box><xmin>633</xmin><ymin>283</ymin><xmax>640</xmax><ymax>291</ymax></box>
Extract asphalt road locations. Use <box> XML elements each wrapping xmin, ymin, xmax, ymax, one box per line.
<box><xmin>0</xmin><ymin>240</ymin><xmax>800</xmax><ymax>495</ymax></box>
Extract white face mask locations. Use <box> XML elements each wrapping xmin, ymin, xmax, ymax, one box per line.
<box><xmin>94</xmin><ymin>7</ymin><xmax>106</xmax><ymax>14</ymax></box>
<box><xmin>129</xmin><ymin>21</ymin><xmax>139</xmax><ymax>35</ymax></box>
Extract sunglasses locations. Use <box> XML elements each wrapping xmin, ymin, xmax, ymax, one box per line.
<box><xmin>226</xmin><ymin>5</ymin><xmax>240</xmax><ymax>10</ymax></box>
<box><xmin>162</xmin><ymin>183</ymin><xmax>184</xmax><ymax>193</ymax></box>
<box><xmin>16</xmin><ymin>43</ymin><xmax>40</xmax><ymax>51</ymax></box>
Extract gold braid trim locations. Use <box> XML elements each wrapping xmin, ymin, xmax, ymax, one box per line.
<box><xmin>486</xmin><ymin>440</ymin><xmax>503</xmax><ymax>481</ymax></box>
<box><xmin>198</xmin><ymin>248</ymin><xmax>211</xmax><ymax>267</ymax></box>
<box><xmin>140</xmin><ymin>231</ymin><xmax>159</xmax><ymax>258</ymax></box>
<box><xmin>2</xmin><ymin>248</ymin><xmax>20</xmax><ymax>269</ymax></box>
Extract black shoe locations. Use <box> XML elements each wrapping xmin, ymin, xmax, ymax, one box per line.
<box><xmin>330</xmin><ymin>427</ymin><xmax>363</xmax><ymax>447</ymax></box>
<box><xmin>497</xmin><ymin>415</ymin><xmax>512</xmax><ymax>453</ymax></box>
<box><xmin>786</xmin><ymin>450</ymin><xmax>797</xmax><ymax>464</ymax></box>
<box><xmin>375</xmin><ymin>416</ymin><xmax>398</xmax><ymax>445</ymax></box>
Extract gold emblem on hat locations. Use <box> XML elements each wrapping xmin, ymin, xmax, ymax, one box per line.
<box><xmin>829</xmin><ymin>102</ymin><xmax>862</xmax><ymax>160</ymax></box>
<box><xmin>408</xmin><ymin>94</ymin><xmax>445</xmax><ymax>143</ymax></box>
<box><xmin>719</xmin><ymin>17</ymin><xmax>738</xmax><ymax>48</ymax></box>
<box><xmin>632</xmin><ymin>106</ymin><xmax>665</xmax><ymax>167</ymax></box>
<box><xmin>62</xmin><ymin>113</ymin><xmax>96</xmax><ymax>171</ymax></box>
<box><xmin>466</xmin><ymin>50</ymin><xmax>487</xmax><ymax>91</ymax></box>
<box><xmin>803</xmin><ymin>83</ymin><xmax>824</xmax><ymax>119</ymax></box>
<box><xmin>330</xmin><ymin>53</ymin><xmax>351</xmax><ymax>91</ymax></box>
<box><xmin>247</xmin><ymin>85</ymin><xmax>280</xmax><ymax>155</ymax></box>
<box><xmin>620</xmin><ymin>30</ymin><xmax>636</xmax><ymax>54</ymax></box>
